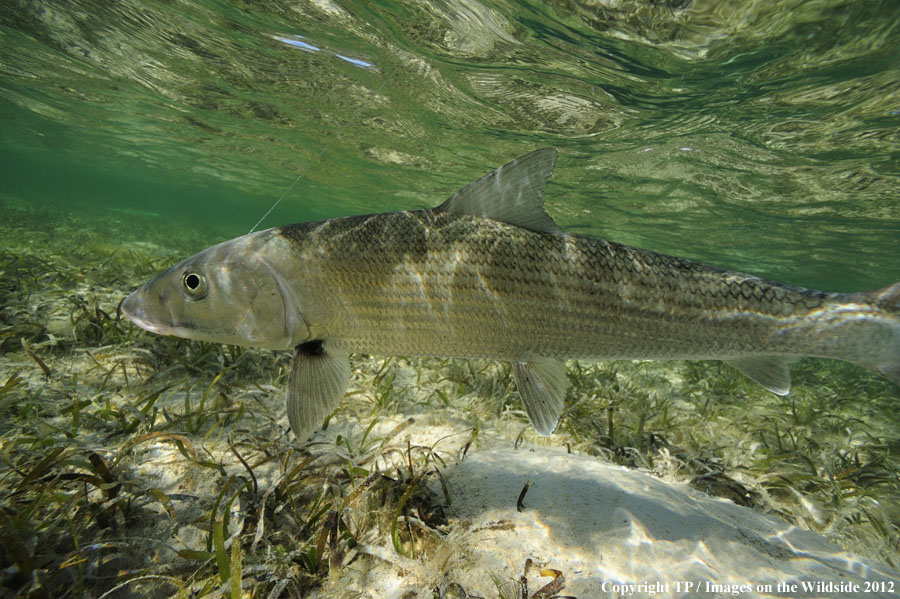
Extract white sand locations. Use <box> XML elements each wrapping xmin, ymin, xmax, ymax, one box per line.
<box><xmin>325</xmin><ymin>446</ymin><xmax>900</xmax><ymax>599</ymax></box>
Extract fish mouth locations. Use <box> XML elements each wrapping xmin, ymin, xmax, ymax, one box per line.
<box><xmin>120</xmin><ymin>290</ymin><xmax>178</xmax><ymax>336</ymax></box>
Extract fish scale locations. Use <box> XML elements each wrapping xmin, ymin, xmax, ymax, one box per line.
<box><xmin>280</xmin><ymin>210</ymin><xmax>838</xmax><ymax>362</ymax></box>
<box><xmin>279</xmin><ymin>211</ymin><xmax>828</xmax><ymax>360</ymax></box>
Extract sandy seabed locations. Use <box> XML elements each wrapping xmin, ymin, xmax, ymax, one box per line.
<box><xmin>2</xmin><ymin>199</ymin><xmax>900</xmax><ymax>598</ymax></box>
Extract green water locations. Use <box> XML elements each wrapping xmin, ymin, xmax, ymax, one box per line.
<box><xmin>2</xmin><ymin>0</ymin><xmax>899</xmax><ymax>293</ymax></box>
<box><xmin>4</xmin><ymin>3</ymin><xmax>900</xmax><ymax>592</ymax></box>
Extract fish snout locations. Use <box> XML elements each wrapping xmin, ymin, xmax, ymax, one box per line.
<box><xmin>120</xmin><ymin>288</ymin><xmax>175</xmax><ymax>336</ymax></box>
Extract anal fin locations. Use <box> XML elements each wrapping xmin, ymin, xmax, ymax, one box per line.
<box><xmin>726</xmin><ymin>356</ymin><xmax>796</xmax><ymax>396</ymax></box>
<box><xmin>287</xmin><ymin>340</ymin><xmax>350</xmax><ymax>442</ymax></box>
<box><xmin>513</xmin><ymin>358</ymin><xmax>567</xmax><ymax>435</ymax></box>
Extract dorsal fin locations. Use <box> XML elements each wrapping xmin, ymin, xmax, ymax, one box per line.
<box><xmin>434</xmin><ymin>148</ymin><xmax>562</xmax><ymax>234</ymax></box>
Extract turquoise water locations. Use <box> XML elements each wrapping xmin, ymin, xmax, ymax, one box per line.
<box><xmin>2</xmin><ymin>0</ymin><xmax>899</xmax><ymax>293</ymax></box>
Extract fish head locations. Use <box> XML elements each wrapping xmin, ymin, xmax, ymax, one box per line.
<box><xmin>121</xmin><ymin>230</ymin><xmax>305</xmax><ymax>349</ymax></box>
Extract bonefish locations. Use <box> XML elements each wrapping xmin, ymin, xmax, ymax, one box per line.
<box><xmin>121</xmin><ymin>149</ymin><xmax>900</xmax><ymax>441</ymax></box>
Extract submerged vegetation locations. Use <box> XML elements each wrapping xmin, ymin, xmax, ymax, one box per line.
<box><xmin>1</xmin><ymin>198</ymin><xmax>899</xmax><ymax>598</ymax></box>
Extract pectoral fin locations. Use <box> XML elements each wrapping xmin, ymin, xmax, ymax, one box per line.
<box><xmin>726</xmin><ymin>356</ymin><xmax>796</xmax><ymax>396</ymax></box>
<box><xmin>513</xmin><ymin>358</ymin><xmax>567</xmax><ymax>435</ymax></box>
<box><xmin>286</xmin><ymin>340</ymin><xmax>350</xmax><ymax>442</ymax></box>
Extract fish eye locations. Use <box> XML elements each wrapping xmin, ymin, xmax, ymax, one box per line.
<box><xmin>182</xmin><ymin>272</ymin><xmax>208</xmax><ymax>298</ymax></box>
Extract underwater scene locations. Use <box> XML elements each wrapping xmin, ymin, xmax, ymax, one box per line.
<box><xmin>2</xmin><ymin>1</ymin><xmax>900</xmax><ymax>597</ymax></box>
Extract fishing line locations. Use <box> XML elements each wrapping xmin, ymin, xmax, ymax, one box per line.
<box><xmin>248</xmin><ymin>56</ymin><xmax>397</xmax><ymax>234</ymax></box>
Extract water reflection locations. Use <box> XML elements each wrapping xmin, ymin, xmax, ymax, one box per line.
<box><xmin>0</xmin><ymin>0</ymin><xmax>898</xmax><ymax>286</ymax></box>
<box><xmin>274</xmin><ymin>36</ymin><xmax>320</xmax><ymax>52</ymax></box>
<box><xmin>274</xmin><ymin>34</ymin><xmax>375</xmax><ymax>70</ymax></box>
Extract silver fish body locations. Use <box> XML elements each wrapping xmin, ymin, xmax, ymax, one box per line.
<box><xmin>276</xmin><ymin>210</ymin><xmax>887</xmax><ymax>363</ymax></box>
<box><xmin>122</xmin><ymin>149</ymin><xmax>900</xmax><ymax>440</ymax></box>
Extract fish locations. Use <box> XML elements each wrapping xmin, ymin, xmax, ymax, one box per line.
<box><xmin>121</xmin><ymin>149</ymin><xmax>900</xmax><ymax>441</ymax></box>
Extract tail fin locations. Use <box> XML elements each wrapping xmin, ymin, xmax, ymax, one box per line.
<box><xmin>856</xmin><ymin>281</ymin><xmax>900</xmax><ymax>386</ymax></box>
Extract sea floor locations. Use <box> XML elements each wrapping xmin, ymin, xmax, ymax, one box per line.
<box><xmin>2</xmin><ymin>196</ymin><xmax>900</xmax><ymax>598</ymax></box>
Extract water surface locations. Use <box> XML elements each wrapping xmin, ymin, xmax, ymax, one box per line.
<box><xmin>2</xmin><ymin>0</ymin><xmax>899</xmax><ymax>292</ymax></box>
